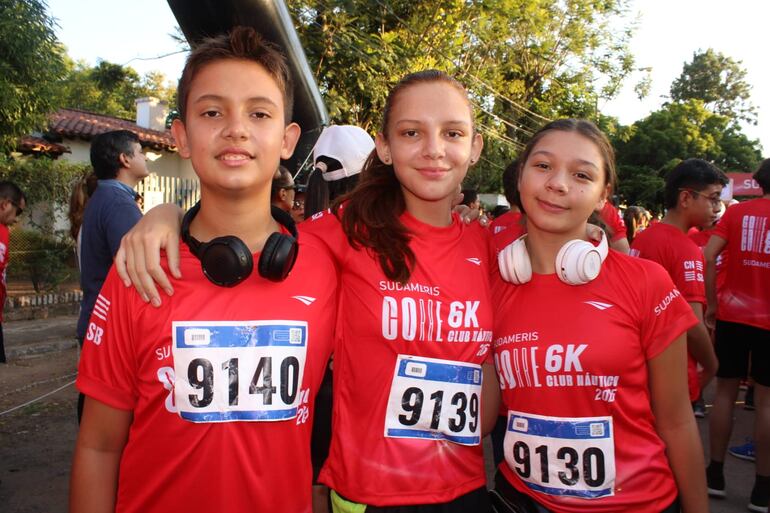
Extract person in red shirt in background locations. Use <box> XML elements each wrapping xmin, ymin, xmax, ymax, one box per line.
<box><xmin>599</xmin><ymin>201</ymin><xmax>630</xmax><ymax>253</ymax></box>
<box><xmin>687</xmin><ymin>200</ymin><xmax>727</xmax><ymax>417</ymax></box>
<box><xmin>0</xmin><ymin>181</ymin><xmax>26</xmax><ymax>364</ymax></box>
<box><xmin>704</xmin><ymin>159</ymin><xmax>770</xmax><ymax>512</ymax></box>
<box><xmin>491</xmin><ymin>158</ymin><xmax>526</xmax><ymax>253</ymax></box>
<box><xmin>630</xmin><ymin>158</ymin><xmax>724</xmax><ymax>416</ymax></box>
<box><xmin>493</xmin><ymin>119</ymin><xmax>707</xmax><ymax>513</ymax></box>
<box><xmin>689</xmin><ymin>200</ymin><xmax>727</xmax><ymax>295</ymax></box>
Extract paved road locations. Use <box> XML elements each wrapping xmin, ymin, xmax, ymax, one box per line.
<box><xmin>0</xmin><ymin>315</ymin><xmax>761</xmax><ymax>512</ymax></box>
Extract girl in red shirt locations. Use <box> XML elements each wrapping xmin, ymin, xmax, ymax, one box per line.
<box><xmin>492</xmin><ymin>119</ymin><xmax>708</xmax><ymax>513</ymax></box>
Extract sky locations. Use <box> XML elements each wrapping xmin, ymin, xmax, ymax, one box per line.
<box><xmin>46</xmin><ymin>0</ymin><xmax>769</xmax><ymax>153</ymax></box>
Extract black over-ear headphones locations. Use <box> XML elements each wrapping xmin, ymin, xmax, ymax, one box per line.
<box><xmin>181</xmin><ymin>202</ymin><xmax>299</xmax><ymax>287</ymax></box>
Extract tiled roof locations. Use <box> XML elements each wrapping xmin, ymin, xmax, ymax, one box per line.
<box><xmin>18</xmin><ymin>135</ymin><xmax>69</xmax><ymax>156</ymax></box>
<box><xmin>49</xmin><ymin>108</ymin><xmax>176</xmax><ymax>152</ymax></box>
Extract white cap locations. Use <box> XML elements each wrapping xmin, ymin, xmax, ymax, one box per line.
<box><xmin>313</xmin><ymin>125</ymin><xmax>375</xmax><ymax>182</ymax></box>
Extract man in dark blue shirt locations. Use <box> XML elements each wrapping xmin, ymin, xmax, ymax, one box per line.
<box><xmin>77</xmin><ymin>130</ymin><xmax>148</xmax><ymax>421</ymax></box>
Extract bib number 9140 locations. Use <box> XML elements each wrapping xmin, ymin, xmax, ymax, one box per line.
<box><xmin>172</xmin><ymin>321</ymin><xmax>307</xmax><ymax>423</ymax></box>
<box><xmin>385</xmin><ymin>355</ymin><xmax>482</xmax><ymax>445</ymax></box>
<box><xmin>503</xmin><ymin>411</ymin><xmax>615</xmax><ymax>498</ymax></box>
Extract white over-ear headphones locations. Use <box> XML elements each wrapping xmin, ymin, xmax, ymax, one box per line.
<box><xmin>498</xmin><ymin>231</ymin><xmax>609</xmax><ymax>285</ymax></box>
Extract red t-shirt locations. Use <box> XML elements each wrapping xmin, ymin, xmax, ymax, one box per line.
<box><xmin>302</xmin><ymin>209</ymin><xmax>495</xmax><ymax>506</ymax></box>
<box><xmin>689</xmin><ymin>227</ymin><xmax>727</xmax><ymax>293</ymax></box>
<box><xmin>712</xmin><ymin>198</ymin><xmax>770</xmax><ymax>330</ymax></box>
<box><xmin>630</xmin><ymin>222</ymin><xmax>706</xmax><ymax>304</ymax></box>
<box><xmin>600</xmin><ymin>203</ymin><xmax>627</xmax><ymax>243</ymax></box>
<box><xmin>630</xmin><ymin>222</ymin><xmax>705</xmax><ymax>400</ymax></box>
<box><xmin>0</xmin><ymin>224</ymin><xmax>8</xmax><ymax>322</ymax></box>
<box><xmin>491</xmin><ymin>211</ymin><xmax>526</xmax><ymax>253</ymax></box>
<box><xmin>493</xmin><ymin>251</ymin><xmax>696</xmax><ymax>513</ymax></box>
<box><xmin>77</xmin><ymin>237</ymin><xmax>337</xmax><ymax>513</ymax></box>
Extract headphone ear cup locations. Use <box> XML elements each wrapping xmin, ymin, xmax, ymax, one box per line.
<box><xmin>258</xmin><ymin>233</ymin><xmax>299</xmax><ymax>282</ymax></box>
<box><xmin>555</xmin><ymin>240</ymin><xmax>603</xmax><ymax>285</ymax></box>
<box><xmin>199</xmin><ymin>237</ymin><xmax>254</xmax><ymax>287</ymax></box>
<box><xmin>498</xmin><ymin>236</ymin><xmax>532</xmax><ymax>284</ymax></box>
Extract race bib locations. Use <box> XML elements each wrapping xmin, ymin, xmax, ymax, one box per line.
<box><xmin>503</xmin><ymin>411</ymin><xmax>615</xmax><ymax>499</ymax></box>
<box><xmin>172</xmin><ymin>321</ymin><xmax>307</xmax><ymax>423</ymax></box>
<box><xmin>384</xmin><ymin>355</ymin><xmax>482</xmax><ymax>445</ymax></box>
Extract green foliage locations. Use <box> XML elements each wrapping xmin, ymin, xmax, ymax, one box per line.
<box><xmin>8</xmin><ymin>228</ymin><xmax>74</xmax><ymax>293</ymax></box>
<box><xmin>0</xmin><ymin>155</ymin><xmax>89</xmax><ymax>206</ymax></box>
<box><xmin>55</xmin><ymin>58</ymin><xmax>176</xmax><ymax>119</ymax></box>
<box><xmin>612</xmin><ymin>100</ymin><xmax>761</xmax><ymax>210</ymax></box>
<box><xmin>286</xmin><ymin>0</ymin><xmax>637</xmax><ymax>192</ymax></box>
<box><xmin>670</xmin><ymin>49</ymin><xmax>756</xmax><ymax>124</ymax></box>
<box><xmin>615</xmin><ymin>100</ymin><xmax>761</xmax><ymax>172</ymax></box>
<box><xmin>0</xmin><ymin>0</ymin><xmax>67</xmax><ymax>152</ymax></box>
<box><xmin>0</xmin><ymin>155</ymin><xmax>90</xmax><ymax>231</ymax></box>
<box><xmin>615</xmin><ymin>165</ymin><xmax>664</xmax><ymax>212</ymax></box>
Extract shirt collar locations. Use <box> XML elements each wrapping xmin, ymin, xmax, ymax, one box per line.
<box><xmin>99</xmin><ymin>179</ymin><xmax>137</xmax><ymax>199</ymax></box>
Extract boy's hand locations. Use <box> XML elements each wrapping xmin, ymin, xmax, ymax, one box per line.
<box><xmin>115</xmin><ymin>203</ymin><xmax>184</xmax><ymax>307</ymax></box>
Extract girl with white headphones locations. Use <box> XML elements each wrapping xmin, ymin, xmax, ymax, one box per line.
<box><xmin>490</xmin><ymin>119</ymin><xmax>708</xmax><ymax>513</ymax></box>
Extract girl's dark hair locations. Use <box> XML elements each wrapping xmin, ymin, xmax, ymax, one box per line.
<box><xmin>335</xmin><ymin>70</ymin><xmax>471</xmax><ymax>283</ymax></box>
<box><xmin>623</xmin><ymin>205</ymin><xmax>646</xmax><ymax>244</ymax></box>
<box><xmin>68</xmin><ymin>173</ymin><xmax>98</xmax><ymax>240</ymax></box>
<box><xmin>514</xmin><ymin>119</ymin><xmax>617</xmax><ymax>213</ymax></box>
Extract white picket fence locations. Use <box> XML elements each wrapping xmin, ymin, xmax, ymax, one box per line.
<box><xmin>136</xmin><ymin>175</ymin><xmax>200</xmax><ymax>212</ymax></box>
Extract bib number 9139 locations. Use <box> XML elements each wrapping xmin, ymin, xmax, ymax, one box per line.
<box><xmin>503</xmin><ymin>411</ymin><xmax>615</xmax><ymax>498</ymax></box>
<box><xmin>172</xmin><ymin>321</ymin><xmax>307</xmax><ymax>423</ymax></box>
<box><xmin>385</xmin><ymin>355</ymin><xmax>482</xmax><ymax>445</ymax></box>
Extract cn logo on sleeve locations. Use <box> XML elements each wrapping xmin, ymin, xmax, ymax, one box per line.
<box><xmin>172</xmin><ymin>320</ymin><xmax>307</xmax><ymax>423</ymax></box>
<box><xmin>503</xmin><ymin>411</ymin><xmax>615</xmax><ymax>499</ymax></box>
<box><xmin>384</xmin><ymin>355</ymin><xmax>482</xmax><ymax>445</ymax></box>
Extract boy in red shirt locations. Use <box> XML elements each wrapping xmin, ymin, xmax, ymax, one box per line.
<box><xmin>0</xmin><ymin>181</ymin><xmax>26</xmax><ymax>364</ymax></box>
<box><xmin>69</xmin><ymin>27</ymin><xmax>337</xmax><ymax>513</ymax></box>
<box><xmin>630</xmin><ymin>158</ymin><xmax>726</xmax><ymax>409</ymax></box>
<box><xmin>705</xmin><ymin>159</ymin><xmax>770</xmax><ymax>512</ymax></box>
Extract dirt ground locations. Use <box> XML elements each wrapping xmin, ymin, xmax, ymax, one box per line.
<box><xmin>0</xmin><ymin>345</ymin><xmax>758</xmax><ymax>513</ymax></box>
<box><xmin>0</xmin><ymin>348</ymin><xmax>78</xmax><ymax>513</ymax></box>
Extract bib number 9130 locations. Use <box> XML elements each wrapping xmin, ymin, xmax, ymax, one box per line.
<box><xmin>172</xmin><ymin>321</ymin><xmax>307</xmax><ymax>423</ymax></box>
<box><xmin>503</xmin><ymin>411</ymin><xmax>615</xmax><ymax>498</ymax></box>
<box><xmin>385</xmin><ymin>355</ymin><xmax>482</xmax><ymax>445</ymax></box>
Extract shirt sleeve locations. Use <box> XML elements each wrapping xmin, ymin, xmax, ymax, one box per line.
<box><xmin>104</xmin><ymin>200</ymin><xmax>143</xmax><ymax>257</ymax></box>
<box><xmin>638</xmin><ymin>261</ymin><xmax>698</xmax><ymax>360</ymax></box>
<box><xmin>601</xmin><ymin>203</ymin><xmax>627</xmax><ymax>242</ymax></box>
<box><xmin>76</xmin><ymin>265</ymin><xmax>140</xmax><ymax>411</ymax></box>
<box><xmin>298</xmin><ymin>209</ymin><xmax>348</xmax><ymax>271</ymax></box>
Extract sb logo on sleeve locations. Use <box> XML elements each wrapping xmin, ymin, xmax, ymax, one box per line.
<box><xmin>172</xmin><ymin>321</ymin><xmax>307</xmax><ymax>423</ymax></box>
<box><xmin>384</xmin><ymin>355</ymin><xmax>482</xmax><ymax>445</ymax></box>
<box><xmin>504</xmin><ymin>411</ymin><xmax>615</xmax><ymax>498</ymax></box>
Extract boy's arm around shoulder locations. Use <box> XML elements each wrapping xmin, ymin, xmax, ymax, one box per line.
<box><xmin>115</xmin><ymin>203</ymin><xmax>185</xmax><ymax>306</ymax></box>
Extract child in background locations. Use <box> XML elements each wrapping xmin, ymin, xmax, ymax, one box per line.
<box><xmin>492</xmin><ymin>119</ymin><xmax>707</xmax><ymax>513</ymax></box>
